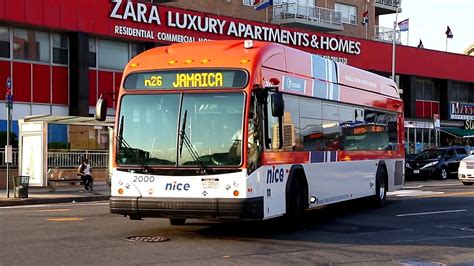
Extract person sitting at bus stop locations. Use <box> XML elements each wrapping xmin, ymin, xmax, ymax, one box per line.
<box><xmin>77</xmin><ymin>158</ymin><xmax>93</xmax><ymax>191</ymax></box>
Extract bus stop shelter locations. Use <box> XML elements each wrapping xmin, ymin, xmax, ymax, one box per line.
<box><xmin>18</xmin><ymin>115</ymin><xmax>114</xmax><ymax>187</ymax></box>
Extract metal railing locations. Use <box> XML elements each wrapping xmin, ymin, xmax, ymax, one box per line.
<box><xmin>374</xmin><ymin>25</ymin><xmax>401</xmax><ymax>43</ymax></box>
<box><xmin>48</xmin><ymin>150</ymin><xmax>108</xmax><ymax>168</ymax></box>
<box><xmin>0</xmin><ymin>149</ymin><xmax>108</xmax><ymax>168</ymax></box>
<box><xmin>375</xmin><ymin>0</ymin><xmax>400</xmax><ymax>8</ymax></box>
<box><xmin>0</xmin><ymin>149</ymin><xmax>19</xmax><ymax>167</ymax></box>
<box><xmin>272</xmin><ymin>1</ymin><xmax>342</xmax><ymax>26</ymax></box>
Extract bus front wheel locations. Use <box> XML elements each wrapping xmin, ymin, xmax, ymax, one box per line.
<box><xmin>169</xmin><ymin>218</ymin><xmax>186</xmax><ymax>225</ymax></box>
<box><xmin>287</xmin><ymin>178</ymin><xmax>305</xmax><ymax>218</ymax></box>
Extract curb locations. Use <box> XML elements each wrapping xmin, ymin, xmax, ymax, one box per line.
<box><xmin>0</xmin><ymin>196</ymin><xmax>110</xmax><ymax>207</ymax></box>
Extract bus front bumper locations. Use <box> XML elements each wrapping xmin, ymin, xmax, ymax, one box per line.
<box><xmin>110</xmin><ymin>196</ymin><xmax>264</xmax><ymax>220</ymax></box>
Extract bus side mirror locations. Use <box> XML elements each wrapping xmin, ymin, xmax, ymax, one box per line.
<box><xmin>271</xmin><ymin>93</ymin><xmax>284</xmax><ymax>117</ymax></box>
<box><xmin>95</xmin><ymin>97</ymin><xmax>108</xmax><ymax>122</ymax></box>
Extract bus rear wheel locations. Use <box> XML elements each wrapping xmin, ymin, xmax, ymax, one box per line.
<box><xmin>169</xmin><ymin>218</ymin><xmax>186</xmax><ymax>225</ymax></box>
<box><xmin>372</xmin><ymin>167</ymin><xmax>387</xmax><ymax>207</ymax></box>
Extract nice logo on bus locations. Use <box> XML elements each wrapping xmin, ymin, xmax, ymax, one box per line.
<box><xmin>267</xmin><ymin>166</ymin><xmax>285</xmax><ymax>184</ymax></box>
<box><xmin>165</xmin><ymin>181</ymin><xmax>190</xmax><ymax>191</ymax></box>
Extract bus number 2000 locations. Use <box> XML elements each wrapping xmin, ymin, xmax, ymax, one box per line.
<box><xmin>133</xmin><ymin>175</ymin><xmax>155</xmax><ymax>182</ymax></box>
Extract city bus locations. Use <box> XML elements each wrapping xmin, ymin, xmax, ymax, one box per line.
<box><xmin>96</xmin><ymin>40</ymin><xmax>404</xmax><ymax>225</ymax></box>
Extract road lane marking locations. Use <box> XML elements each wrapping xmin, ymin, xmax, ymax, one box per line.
<box><xmin>388</xmin><ymin>190</ymin><xmax>444</xmax><ymax>197</ymax></box>
<box><xmin>46</xmin><ymin>217</ymin><xmax>84</xmax><ymax>222</ymax></box>
<box><xmin>396</xmin><ymin>209</ymin><xmax>467</xmax><ymax>217</ymax></box>
<box><xmin>36</xmin><ymin>209</ymin><xmax>71</xmax><ymax>212</ymax></box>
<box><xmin>419</xmin><ymin>191</ymin><xmax>474</xmax><ymax>198</ymax></box>
<box><xmin>391</xmin><ymin>235</ymin><xmax>474</xmax><ymax>244</ymax></box>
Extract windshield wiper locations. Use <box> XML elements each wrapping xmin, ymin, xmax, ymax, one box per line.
<box><xmin>117</xmin><ymin>115</ymin><xmax>149</xmax><ymax>173</ymax></box>
<box><xmin>178</xmin><ymin>110</ymin><xmax>209</xmax><ymax>174</ymax></box>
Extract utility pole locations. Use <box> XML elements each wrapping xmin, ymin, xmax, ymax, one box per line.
<box><xmin>5</xmin><ymin>77</ymin><xmax>12</xmax><ymax>198</ymax></box>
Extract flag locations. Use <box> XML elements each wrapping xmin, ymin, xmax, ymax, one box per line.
<box><xmin>361</xmin><ymin>10</ymin><xmax>368</xmax><ymax>25</ymax></box>
<box><xmin>398</xmin><ymin>18</ymin><xmax>409</xmax><ymax>32</ymax></box>
<box><xmin>253</xmin><ymin>0</ymin><xmax>273</xmax><ymax>10</ymax></box>
<box><xmin>445</xmin><ymin>26</ymin><xmax>453</xmax><ymax>38</ymax></box>
<box><xmin>417</xmin><ymin>39</ymin><xmax>424</xmax><ymax>48</ymax></box>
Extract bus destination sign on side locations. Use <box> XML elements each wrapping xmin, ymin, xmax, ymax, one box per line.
<box><xmin>124</xmin><ymin>70</ymin><xmax>248</xmax><ymax>90</ymax></box>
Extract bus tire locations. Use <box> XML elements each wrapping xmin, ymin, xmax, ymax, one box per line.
<box><xmin>169</xmin><ymin>218</ymin><xmax>186</xmax><ymax>225</ymax></box>
<box><xmin>372</xmin><ymin>167</ymin><xmax>387</xmax><ymax>207</ymax></box>
<box><xmin>287</xmin><ymin>178</ymin><xmax>305</xmax><ymax>218</ymax></box>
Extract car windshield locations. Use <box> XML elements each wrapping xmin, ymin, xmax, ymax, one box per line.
<box><xmin>415</xmin><ymin>149</ymin><xmax>446</xmax><ymax>160</ymax></box>
<box><xmin>117</xmin><ymin>92</ymin><xmax>245</xmax><ymax>167</ymax></box>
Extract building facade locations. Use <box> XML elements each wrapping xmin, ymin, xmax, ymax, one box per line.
<box><xmin>0</xmin><ymin>0</ymin><xmax>473</xmax><ymax>154</ymax></box>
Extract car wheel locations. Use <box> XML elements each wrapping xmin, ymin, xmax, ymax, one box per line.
<box><xmin>462</xmin><ymin>182</ymin><xmax>473</xmax><ymax>186</ymax></box>
<box><xmin>439</xmin><ymin>167</ymin><xmax>448</xmax><ymax>180</ymax></box>
<box><xmin>169</xmin><ymin>218</ymin><xmax>186</xmax><ymax>225</ymax></box>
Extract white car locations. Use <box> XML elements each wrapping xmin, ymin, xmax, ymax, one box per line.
<box><xmin>458</xmin><ymin>153</ymin><xmax>474</xmax><ymax>185</ymax></box>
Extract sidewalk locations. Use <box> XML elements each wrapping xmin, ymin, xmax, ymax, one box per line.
<box><xmin>0</xmin><ymin>182</ymin><xmax>110</xmax><ymax>207</ymax></box>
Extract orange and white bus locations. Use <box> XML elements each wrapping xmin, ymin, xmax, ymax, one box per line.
<box><xmin>96</xmin><ymin>40</ymin><xmax>404</xmax><ymax>225</ymax></box>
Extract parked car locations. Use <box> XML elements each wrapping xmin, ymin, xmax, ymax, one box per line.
<box><xmin>457</xmin><ymin>150</ymin><xmax>474</xmax><ymax>185</ymax></box>
<box><xmin>405</xmin><ymin>146</ymin><xmax>469</xmax><ymax>180</ymax></box>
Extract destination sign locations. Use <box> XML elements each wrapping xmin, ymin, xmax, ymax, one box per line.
<box><xmin>124</xmin><ymin>69</ymin><xmax>248</xmax><ymax>90</ymax></box>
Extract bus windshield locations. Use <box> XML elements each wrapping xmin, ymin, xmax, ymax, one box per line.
<box><xmin>117</xmin><ymin>92</ymin><xmax>244</xmax><ymax>167</ymax></box>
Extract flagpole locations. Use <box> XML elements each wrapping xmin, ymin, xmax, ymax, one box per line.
<box><xmin>446</xmin><ymin>37</ymin><xmax>448</xmax><ymax>52</ymax></box>
<box><xmin>391</xmin><ymin>1</ymin><xmax>400</xmax><ymax>82</ymax></box>
<box><xmin>365</xmin><ymin>2</ymin><xmax>368</xmax><ymax>39</ymax></box>
<box><xmin>407</xmin><ymin>29</ymin><xmax>409</xmax><ymax>46</ymax></box>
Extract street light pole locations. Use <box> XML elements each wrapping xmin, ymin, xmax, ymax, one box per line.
<box><xmin>391</xmin><ymin>0</ymin><xmax>401</xmax><ymax>81</ymax></box>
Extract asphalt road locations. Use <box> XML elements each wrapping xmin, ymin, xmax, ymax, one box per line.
<box><xmin>1</xmin><ymin>179</ymin><xmax>474</xmax><ymax>266</ymax></box>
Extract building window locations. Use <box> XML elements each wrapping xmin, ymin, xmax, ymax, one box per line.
<box><xmin>0</xmin><ymin>25</ymin><xmax>9</xmax><ymax>58</ymax></box>
<box><xmin>13</xmin><ymin>28</ymin><xmax>50</xmax><ymax>62</ymax></box>
<box><xmin>52</xmin><ymin>33</ymin><xmax>68</xmax><ymax>65</ymax></box>
<box><xmin>89</xmin><ymin>38</ymin><xmax>97</xmax><ymax>68</ymax></box>
<box><xmin>414</xmin><ymin>78</ymin><xmax>439</xmax><ymax>101</ymax></box>
<box><xmin>335</xmin><ymin>3</ymin><xmax>356</xmax><ymax>25</ymax></box>
<box><xmin>450</xmin><ymin>81</ymin><xmax>472</xmax><ymax>103</ymax></box>
<box><xmin>98</xmin><ymin>39</ymin><xmax>129</xmax><ymax>70</ymax></box>
<box><xmin>243</xmin><ymin>0</ymin><xmax>252</xmax><ymax>6</ymax></box>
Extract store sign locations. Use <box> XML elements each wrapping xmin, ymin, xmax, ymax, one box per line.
<box><xmin>404</xmin><ymin>120</ymin><xmax>434</xmax><ymax>129</ymax></box>
<box><xmin>449</xmin><ymin>102</ymin><xmax>474</xmax><ymax>120</ymax></box>
<box><xmin>109</xmin><ymin>0</ymin><xmax>361</xmax><ymax>56</ymax></box>
<box><xmin>465</xmin><ymin>120</ymin><xmax>474</xmax><ymax>130</ymax></box>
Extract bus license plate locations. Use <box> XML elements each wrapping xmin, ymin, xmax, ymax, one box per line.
<box><xmin>202</xmin><ymin>178</ymin><xmax>219</xmax><ymax>189</ymax></box>
<box><xmin>413</xmin><ymin>170</ymin><xmax>420</xmax><ymax>174</ymax></box>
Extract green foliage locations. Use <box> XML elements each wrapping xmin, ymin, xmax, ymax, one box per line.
<box><xmin>0</xmin><ymin>131</ymin><xmax>18</xmax><ymax>148</ymax></box>
<box><xmin>48</xmin><ymin>142</ymin><xmax>70</xmax><ymax>150</ymax></box>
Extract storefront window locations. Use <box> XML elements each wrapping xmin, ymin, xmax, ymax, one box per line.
<box><xmin>98</xmin><ymin>39</ymin><xmax>128</xmax><ymax>70</ymax></box>
<box><xmin>52</xmin><ymin>33</ymin><xmax>68</xmax><ymax>65</ymax></box>
<box><xmin>13</xmin><ymin>28</ymin><xmax>50</xmax><ymax>62</ymax></box>
<box><xmin>0</xmin><ymin>25</ymin><xmax>9</xmax><ymax>58</ymax></box>
<box><xmin>131</xmin><ymin>43</ymin><xmax>147</xmax><ymax>58</ymax></box>
<box><xmin>89</xmin><ymin>38</ymin><xmax>97</xmax><ymax>68</ymax></box>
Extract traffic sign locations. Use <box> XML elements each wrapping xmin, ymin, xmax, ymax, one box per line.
<box><xmin>6</xmin><ymin>76</ymin><xmax>11</xmax><ymax>90</ymax></box>
<box><xmin>5</xmin><ymin>77</ymin><xmax>12</xmax><ymax>109</ymax></box>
